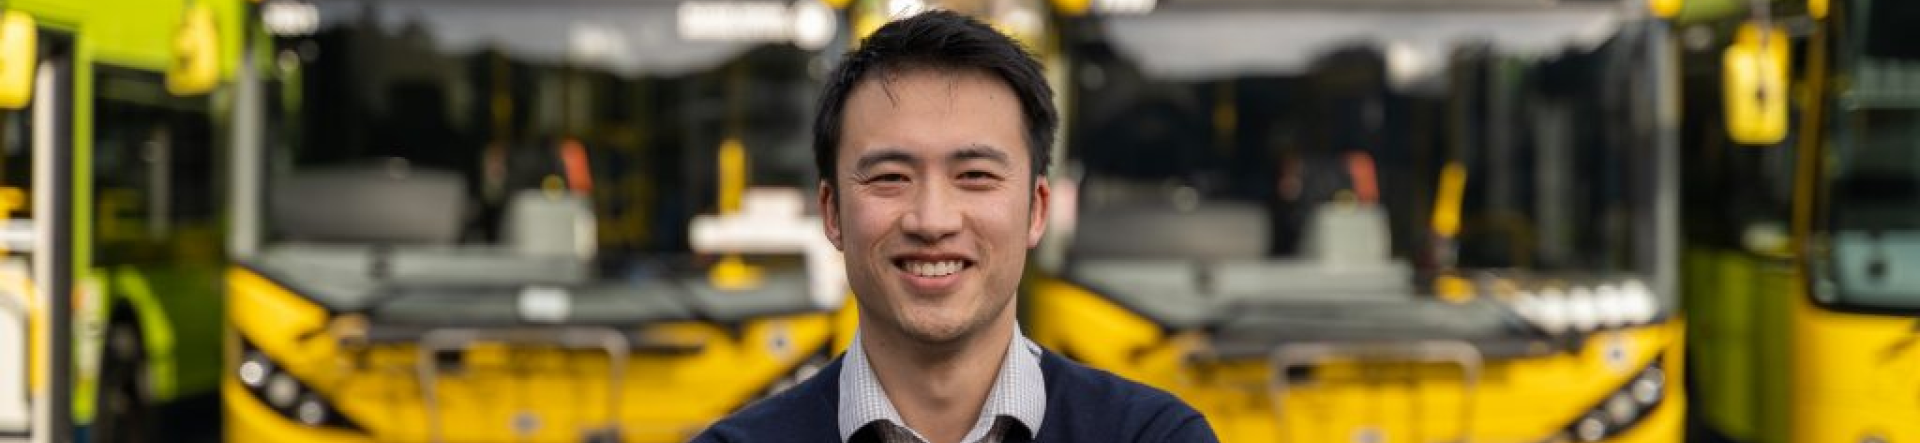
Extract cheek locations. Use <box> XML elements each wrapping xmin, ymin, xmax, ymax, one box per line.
<box><xmin>841</xmin><ymin>197</ymin><xmax>900</xmax><ymax>244</ymax></box>
<box><xmin>964</xmin><ymin>194</ymin><xmax>1029</xmax><ymax>237</ymax></box>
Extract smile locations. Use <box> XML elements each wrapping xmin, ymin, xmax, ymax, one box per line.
<box><xmin>890</xmin><ymin>251</ymin><xmax>978</xmax><ymax>288</ymax></box>
<box><xmin>898</xmin><ymin>259</ymin><xmax>969</xmax><ymax>277</ymax></box>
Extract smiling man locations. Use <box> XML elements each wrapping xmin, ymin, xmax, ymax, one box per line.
<box><xmin>691</xmin><ymin>10</ymin><xmax>1216</xmax><ymax>443</ymax></box>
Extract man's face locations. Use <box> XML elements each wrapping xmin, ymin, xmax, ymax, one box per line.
<box><xmin>822</xmin><ymin>68</ymin><xmax>1049</xmax><ymax>345</ymax></box>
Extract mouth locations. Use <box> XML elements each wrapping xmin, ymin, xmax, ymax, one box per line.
<box><xmin>892</xmin><ymin>256</ymin><xmax>974</xmax><ymax>277</ymax></box>
<box><xmin>890</xmin><ymin>254</ymin><xmax>976</xmax><ymax>292</ymax></box>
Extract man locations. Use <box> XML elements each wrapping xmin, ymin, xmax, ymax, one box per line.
<box><xmin>692</xmin><ymin>10</ymin><xmax>1217</xmax><ymax>443</ymax></box>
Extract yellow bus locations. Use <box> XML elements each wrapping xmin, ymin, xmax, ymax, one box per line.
<box><xmin>1682</xmin><ymin>0</ymin><xmax>1920</xmax><ymax>442</ymax></box>
<box><xmin>0</xmin><ymin>1</ymin><xmax>243</xmax><ymax>442</ymax></box>
<box><xmin>221</xmin><ymin>1</ymin><xmax>857</xmax><ymax>441</ymax></box>
<box><xmin>1023</xmin><ymin>1</ymin><xmax>1687</xmax><ymax>442</ymax></box>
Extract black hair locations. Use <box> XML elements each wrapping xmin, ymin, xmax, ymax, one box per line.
<box><xmin>812</xmin><ymin>10</ymin><xmax>1057</xmax><ymax>192</ymax></box>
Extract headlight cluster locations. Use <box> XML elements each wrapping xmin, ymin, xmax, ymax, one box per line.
<box><xmin>1550</xmin><ymin>357</ymin><xmax>1666</xmax><ymax>442</ymax></box>
<box><xmin>236</xmin><ymin>336</ymin><xmax>364</xmax><ymax>432</ymax></box>
<box><xmin>1507</xmin><ymin>279</ymin><xmax>1661</xmax><ymax>334</ymax></box>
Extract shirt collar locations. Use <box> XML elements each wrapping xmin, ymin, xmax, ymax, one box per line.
<box><xmin>837</xmin><ymin>326</ymin><xmax>1048</xmax><ymax>442</ymax></box>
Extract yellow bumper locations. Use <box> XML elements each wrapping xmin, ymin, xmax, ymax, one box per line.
<box><xmin>224</xmin><ymin>268</ymin><xmax>856</xmax><ymax>443</ymax></box>
<box><xmin>1026</xmin><ymin>276</ymin><xmax>1687</xmax><ymax>443</ymax></box>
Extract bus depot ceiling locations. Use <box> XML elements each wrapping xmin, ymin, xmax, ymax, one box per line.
<box><xmin>1098</xmin><ymin>2</ymin><xmax>1625</xmax><ymax>85</ymax></box>
<box><xmin>298</xmin><ymin>0</ymin><xmax>834</xmax><ymax>77</ymax></box>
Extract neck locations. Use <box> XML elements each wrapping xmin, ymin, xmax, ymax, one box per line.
<box><xmin>860</xmin><ymin>306</ymin><xmax>1017</xmax><ymax>443</ymax></box>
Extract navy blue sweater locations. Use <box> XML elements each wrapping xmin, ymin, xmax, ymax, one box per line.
<box><xmin>691</xmin><ymin>350</ymin><xmax>1218</xmax><ymax>442</ymax></box>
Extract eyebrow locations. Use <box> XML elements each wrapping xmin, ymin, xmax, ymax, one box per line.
<box><xmin>853</xmin><ymin>149</ymin><xmax>916</xmax><ymax>173</ymax></box>
<box><xmin>852</xmin><ymin>144</ymin><xmax>1012</xmax><ymax>173</ymax></box>
<box><xmin>950</xmin><ymin>145</ymin><xmax>1011</xmax><ymax>167</ymax></box>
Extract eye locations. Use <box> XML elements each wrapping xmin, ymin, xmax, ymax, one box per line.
<box><xmin>859</xmin><ymin>173</ymin><xmax>911</xmax><ymax>191</ymax></box>
<box><xmin>954</xmin><ymin>170</ymin><xmax>1003</xmax><ymax>190</ymax></box>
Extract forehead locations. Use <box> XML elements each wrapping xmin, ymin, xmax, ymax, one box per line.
<box><xmin>838</xmin><ymin>67</ymin><xmax>1029</xmax><ymax>167</ymax></box>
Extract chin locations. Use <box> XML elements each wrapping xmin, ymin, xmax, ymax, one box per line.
<box><xmin>901</xmin><ymin>328</ymin><xmax>969</xmax><ymax>345</ymax></box>
<box><xmin>896</xmin><ymin>310</ymin><xmax>980</xmax><ymax>344</ymax></box>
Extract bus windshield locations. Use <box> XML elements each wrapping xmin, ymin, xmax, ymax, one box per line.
<box><xmin>1060</xmin><ymin>2</ymin><xmax>1667</xmax><ymax>301</ymax></box>
<box><xmin>1815</xmin><ymin>0</ymin><xmax>1920</xmax><ymax>311</ymax></box>
<box><xmin>262</xmin><ymin>0</ymin><xmax>829</xmax><ymax>263</ymax></box>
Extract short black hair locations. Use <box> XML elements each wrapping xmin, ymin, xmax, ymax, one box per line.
<box><xmin>813</xmin><ymin>10</ymin><xmax>1057</xmax><ymax>190</ymax></box>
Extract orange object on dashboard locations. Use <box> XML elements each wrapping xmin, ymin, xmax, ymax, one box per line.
<box><xmin>1345</xmin><ymin>151</ymin><xmax>1379</xmax><ymax>205</ymax></box>
<box><xmin>558</xmin><ymin>138</ymin><xmax>593</xmax><ymax>195</ymax></box>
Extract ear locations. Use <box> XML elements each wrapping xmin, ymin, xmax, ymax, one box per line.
<box><xmin>1027</xmin><ymin>176</ymin><xmax>1050</xmax><ymax>248</ymax></box>
<box><xmin>819</xmin><ymin>180</ymin><xmax>845</xmax><ymax>251</ymax></box>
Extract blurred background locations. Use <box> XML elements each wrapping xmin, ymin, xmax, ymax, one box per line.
<box><xmin>0</xmin><ymin>0</ymin><xmax>1914</xmax><ymax>442</ymax></box>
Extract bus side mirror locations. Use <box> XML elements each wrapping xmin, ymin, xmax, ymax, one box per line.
<box><xmin>167</xmin><ymin>3</ymin><xmax>220</xmax><ymax>96</ymax></box>
<box><xmin>0</xmin><ymin>11</ymin><xmax>36</xmax><ymax>110</ymax></box>
<box><xmin>1723</xmin><ymin>22</ymin><xmax>1789</xmax><ymax>146</ymax></box>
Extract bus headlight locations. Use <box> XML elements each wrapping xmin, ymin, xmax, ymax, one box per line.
<box><xmin>1565</xmin><ymin>287</ymin><xmax>1600</xmax><ymax>332</ymax></box>
<box><xmin>236</xmin><ymin>335</ymin><xmax>364</xmax><ymax>431</ymax></box>
<box><xmin>295</xmin><ymin>394</ymin><xmax>333</xmax><ymax>426</ymax></box>
<box><xmin>265</xmin><ymin>373</ymin><xmax>301</xmax><ymax>409</ymax></box>
<box><xmin>1552</xmin><ymin>357</ymin><xmax>1666</xmax><ymax>442</ymax></box>
<box><xmin>1630</xmin><ymin>366</ymin><xmax>1664</xmax><ymax>404</ymax></box>
<box><xmin>238</xmin><ymin>351</ymin><xmax>272</xmax><ymax>388</ymax></box>
<box><xmin>1512</xmin><ymin>278</ymin><xmax>1662</xmax><ymax>335</ymax></box>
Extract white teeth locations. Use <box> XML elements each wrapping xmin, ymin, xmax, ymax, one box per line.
<box><xmin>904</xmin><ymin>260</ymin><xmax>963</xmax><ymax>277</ymax></box>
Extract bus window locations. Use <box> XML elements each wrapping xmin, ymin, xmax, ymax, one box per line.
<box><xmin>93</xmin><ymin>67</ymin><xmax>220</xmax><ymax>264</ymax></box>
<box><xmin>1811</xmin><ymin>0</ymin><xmax>1920</xmax><ymax>312</ymax></box>
<box><xmin>270</xmin><ymin>2</ymin><xmax>821</xmax><ymax>255</ymax></box>
<box><xmin>1065</xmin><ymin>8</ymin><xmax>1660</xmax><ymax>281</ymax></box>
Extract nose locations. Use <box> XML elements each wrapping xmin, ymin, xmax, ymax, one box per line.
<box><xmin>901</xmin><ymin>182</ymin><xmax>962</xmax><ymax>245</ymax></box>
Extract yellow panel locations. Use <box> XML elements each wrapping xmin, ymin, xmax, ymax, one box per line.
<box><xmin>0</xmin><ymin>11</ymin><xmax>34</xmax><ymax>110</ymax></box>
<box><xmin>1723</xmin><ymin>23</ymin><xmax>1790</xmax><ymax>146</ymax></box>
<box><xmin>717</xmin><ymin>138</ymin><xmax>747</xmax><ymax>215</ymax></box>
<box><xmin>1791</xmin><ymin>284</ymin><xmax>1920</xmax><ymax>443</ymax></box>
<box><xmin>166</xmin><ymin>2</ymin><xmax>220</xmax><ymax>96</ymax></box>
<box><xmin>1027</xmin><ymin>272</ymin><xmax>1687</xmax><ymax>443</ymax></box>
<box><xmin>1645</xmin><ymin>0</ymin><xmax>1746</xmax><ymax>23</ymax></box>
<box><xmin>1050</xmin><ymin>0</ymin><xmax>1090</xmax><ymax>16</ymax></box>
<box><xmin>9</xmin><ymin>0</ymin><xmax>244</xmax><ymax>77</ymax></box>
<box><xmin>1647</xmin><ymin>0</ymin><xmax>1682</xmax><ymax>19</ymax></box>
<box><xmin>1432</xmin><ymin>162</ymin><xmax>1468</xmax><ymax>239</ymax></box>
<box><xmin>226</xmin><ymin>266</ymin><xmax>843</xmax><ymax>442</ymax></box>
